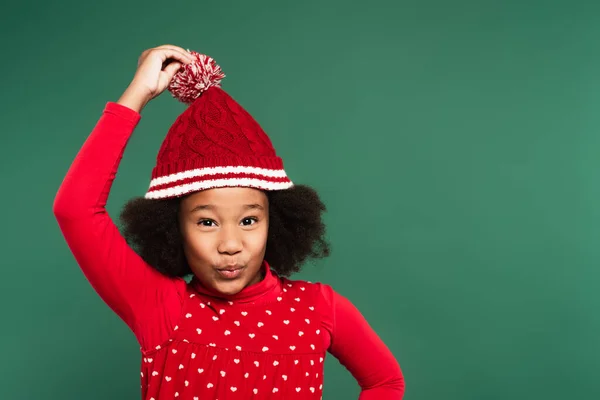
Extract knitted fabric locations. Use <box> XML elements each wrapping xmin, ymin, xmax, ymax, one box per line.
<box><xmin>145</xmin><ymin>53</ymin><xmax>293</xmax><ymax>199</ymax></box>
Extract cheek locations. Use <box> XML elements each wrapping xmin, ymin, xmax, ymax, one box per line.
<box><xmin>247</xmin><ymin>225</ymin><xmax>269</xmax><ymax>254</ymax></box>
<box><xmin>182</xmin><ymin>230</ymin><xmax>215</xmax><ymax>264</ymax></box>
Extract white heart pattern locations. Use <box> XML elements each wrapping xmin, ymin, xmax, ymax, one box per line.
<box><xmin>165</xmin><ymin>376</ymin><xmax>171</xmax><ymax>381</ymax></box>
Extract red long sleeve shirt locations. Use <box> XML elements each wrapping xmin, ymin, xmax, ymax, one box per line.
<box><xmin>52</xmin><ymin>101</ymin><xmax>405</xmax><ymax>400</ymax></box>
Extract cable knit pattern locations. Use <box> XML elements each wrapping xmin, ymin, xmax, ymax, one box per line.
<box><xmin>146</xmin><ymin>87</ymin><xmax>292</xmax><ymax>199</ymax></box>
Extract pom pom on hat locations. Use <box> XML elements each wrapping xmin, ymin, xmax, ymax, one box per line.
<box><xmin>145</xmin><ymin>49</ymin><xmax>293</xmax><ymax>199</ymax></box>
<box><xmin>167</xmin><ymin>50</ymin><xmax>225</xmax><ymax>104</ymax></box>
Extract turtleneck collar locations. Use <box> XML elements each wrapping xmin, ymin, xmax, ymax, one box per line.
<box><xmin>189</xmin><ymin>261</ymin><xmax>280</xmax><ymax>304</ymax></box>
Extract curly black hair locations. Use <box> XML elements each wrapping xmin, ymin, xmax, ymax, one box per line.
<box><xmin>119</xmin><ymin>184</ymin><xmax>330</xmax><ymax>278</ymax></box>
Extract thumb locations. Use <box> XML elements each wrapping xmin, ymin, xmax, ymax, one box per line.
<box><xmin>164</xmin><ymin>61</ymin><xmax>183</xmax><ymax>79</ymax></box>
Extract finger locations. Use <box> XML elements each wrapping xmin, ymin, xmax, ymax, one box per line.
<box><xmin>163</xmin><ymin>60</ymin><xmax>183</xmax><ymax>78</ymax></box>
<box><xmin>154</xmin><ymin>48</ymin><xmax>194</xmax><ymax>65</ymax></box>
<box><xmin>155</xmin><ymin>45</ymin><xmax>195</xmax><ymax>62</ymax></box>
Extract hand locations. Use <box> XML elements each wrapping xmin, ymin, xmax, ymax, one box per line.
<box><xmin>118</xmin><ymin>44</ymin><xmax>195</xmax><ymax>112</ymax></box>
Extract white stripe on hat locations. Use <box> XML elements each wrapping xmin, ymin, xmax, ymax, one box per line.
<box><xmin>149</xmin><ymin>166</ymin><xmax>288</xmax><ymax>188</ymax></box>
<box><xmin>145</xmin><ymin>178</ymin><xmax>294</xmax><ymax>199</ymax></box>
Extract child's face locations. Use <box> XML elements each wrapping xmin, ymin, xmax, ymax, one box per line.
<box><xmin>178</xmin><ymin>187</ymin><xmax>269</xmax><ymax>295</ymax></box>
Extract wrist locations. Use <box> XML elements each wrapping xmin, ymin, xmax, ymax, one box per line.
<box><xmin>117</xmin><ymin>84</ymin><xmax>152</xmax><ymax>113</ymax></box>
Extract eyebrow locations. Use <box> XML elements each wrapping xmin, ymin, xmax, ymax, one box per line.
<box><xmin>190</xmin><ymin>204</ymin><xmax>264</xmax><ymax>213</ymax></box>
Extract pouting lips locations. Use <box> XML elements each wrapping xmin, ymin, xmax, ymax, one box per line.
<box><xmin>216</xmin><ymin>266</ymin><xmax>244</xmax><ymax>279</ymax></box>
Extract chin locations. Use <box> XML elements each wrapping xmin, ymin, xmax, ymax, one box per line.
<box><xmin>212</xmin><ymin>280</ymin><xmax>246</xmax><ymax>296</ymax></box>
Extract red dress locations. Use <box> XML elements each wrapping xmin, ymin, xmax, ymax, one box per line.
<box><xmin>53</xmin><ymin>101</ymin><xmax>405</xmax><ymax>399</ymax></box>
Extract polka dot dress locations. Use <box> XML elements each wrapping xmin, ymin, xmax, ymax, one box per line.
<box><xmin>140</xmin><ymin>269</ymin><xmax>328</xmax><ymax>400</ymax></box>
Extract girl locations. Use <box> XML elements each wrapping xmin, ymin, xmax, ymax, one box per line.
<box><xmin>53</xmin><ymin>44</ymin><xmax>404</xmax><ymax>400</ymax></box>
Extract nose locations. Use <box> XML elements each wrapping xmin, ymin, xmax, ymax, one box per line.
<box><xmin>217</xmin><ymin>225</ymin><xmax>243</xmax><ymax>255</ymax></box>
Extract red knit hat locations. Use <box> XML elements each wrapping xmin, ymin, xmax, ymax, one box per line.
<box><xmin>144</xmin><ymin>50</ymin><xmax>293</xmax><ymax>199</ymax></box>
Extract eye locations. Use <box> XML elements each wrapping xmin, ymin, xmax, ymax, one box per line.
<box><xmin>197</xmin><ymin>219</ymin><xmax>216</xmax><ymax>227</ymax></box>
<box><xmin>241</xmin><ymin>217</ymin><xmax>258</xmax><ymax>226</ymax></box>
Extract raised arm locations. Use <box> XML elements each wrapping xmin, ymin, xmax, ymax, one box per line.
<box><xmin>52</xmin><ymin>45</ymin><xmax>195</xmax><ymax>349</ymax></box>
<box><xmin>320</xmin><ymin>285</ymin><xmax>405</xmax><ymax>399</ymax></box>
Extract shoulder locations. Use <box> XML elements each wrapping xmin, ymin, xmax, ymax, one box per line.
<box><xmin>278</xmin><ymin>276</ymin><xmax>337</xmax><ymax>313</ymax></box>
<box><xmin>279</xmin><ymin>276</ymin><xmax>333</xmax><ymax>296</ymax></box>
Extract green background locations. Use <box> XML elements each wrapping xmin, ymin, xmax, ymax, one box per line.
<box><xmin>2</xmin><ymin>0</ymin><xmax>600</xmax><ymax>398</ymax></box>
